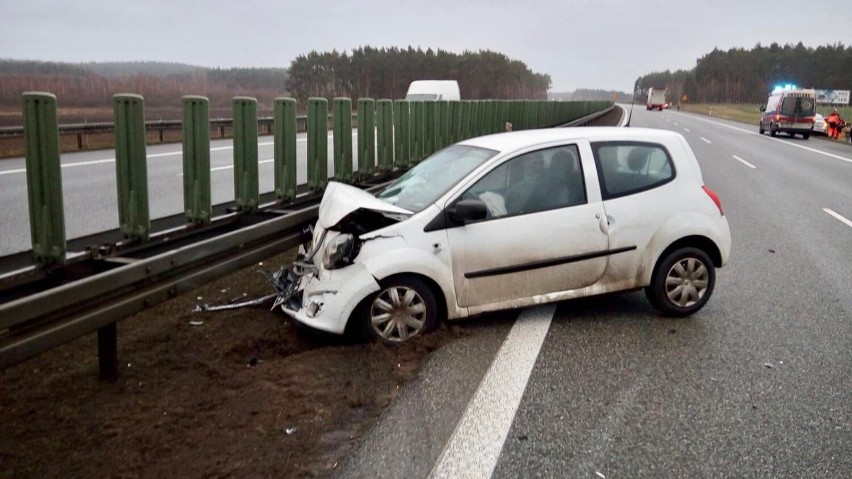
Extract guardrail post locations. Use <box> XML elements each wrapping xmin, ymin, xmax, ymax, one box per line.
<box><xmin>113</xmin><ymin>93</ymin><xmax>149</xmax><ymax>241</ymax></box>
<box><xmin>307</xmin><ymin>98</ymin><xmax>328</xmax><ymax>191</ymax></box>
<box><xmin>393</xmin><ymin>100</ymin><xmax>410</xmax><ymax>168</ymax></box>
<box><xmin>469</xmin><ymin>101</ymin><xmax>480</xmax><ymax>138</ymax></box>
<box><xmin>411</xmin><ymin>101</ymin><xmax>425</xmax><ymax>162</ymax></box>
<box><xmin>460</xmin><ymin>101</ymin><xmax>471</xmax><ymax>141</ymax></box>
<box><xmin>181</xmin><ymin>96</ymin><xmax>211</xmax><ymax>224</ymax></box>
<box><xmin>273</xmin><ymin>98</ymin><xmax>297</xmax><ymax>201</ymax></box>
<box><xmin>98</xmin><ymin>323</ymin><xmax>118</xmax><ymax>382</ymax></box>
<box><xmin>357</xmin><ymin>98</ymin><xmax>375</xmax><ymax>177</ymax></box>
<box><xmin>424</xmin><ymin>101</ymin><xmax>436</xmax><ymax>156</ymax></box>
<box><xmin>232</xmin><ymin>97</ymin><xmax>259</xmax><ymax>212</ymax></box>
<box><xmin>376</xmin><ymin>99</ymin><xmax>393</xmax><ymax>172</ymax></box>
<box><xmin>448</xmin><ymin>101</ymin><xmax>460</xmax><ymax>144</ymax></box>
<box><xmin>333</xmin><ymin>98</ymin><xmax>353</xmax><ymax>182</ymax></box>
<box><xmin>23</xmin><ymin>92</ymin><xmax>66</xmax><ymax>265</ymax></box>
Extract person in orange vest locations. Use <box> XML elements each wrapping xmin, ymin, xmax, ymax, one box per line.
<box><xmin>825</xmin><ymin>109</ymin><xmax>846</xmax><ymax>140</ymax></box>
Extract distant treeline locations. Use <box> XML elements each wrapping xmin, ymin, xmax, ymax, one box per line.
<box><xmin>285</xmin><ymin>46</ymin><xmax>552</xmax><ymax>103</ymax></box>
<box><xmin>635</xmin><ymin>42</ymin><xmax>852</xmax><ymax>104</ymax></box>
<box><xmin>0</xmin><ymin>60</ymin><xmax>288</xmax><ymax>110</ymax></box>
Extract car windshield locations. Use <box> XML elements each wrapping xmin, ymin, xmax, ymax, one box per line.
<box><xmin>376</xmin><ymin>145</ymin><xmax>497</xmax><ymax>212</ymax></box>
<box><xmin>780</xmin><ymin>96</ymin><xmax>815</xmax><ymax>116</ymax></box>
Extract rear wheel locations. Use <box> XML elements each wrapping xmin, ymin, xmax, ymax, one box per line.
<box><xmin>645</xmin><ymin>247</ymin><xmax>716</xmax><ymax>317</ymax></box>
<box><xmin>802</xmin><ymin>133</ymin><xmax>810</xmax><ymax>140</ymax></box>
<box><xmin>769</xmin><ymin>123</ymin><xmax>777</xmax><ymax>137</ymax></box>
<box><xmin>758</xmin><ymin>122</ymin><xmax>765</xmax><ymax>135</ymax></box>
<box><xmin>358</xmin><ymin>276</ymin><xmax>438</xmax><ymax>344</ymax></box>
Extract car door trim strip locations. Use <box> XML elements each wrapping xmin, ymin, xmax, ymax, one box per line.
<box><xmin>463</xmin><ymin>246</ymin><xmax>637</xmax><ymax>279</ymax></box>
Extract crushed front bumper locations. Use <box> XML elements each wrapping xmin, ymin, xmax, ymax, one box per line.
<box><xmin>272</xmin><ymin>262</ymin><xmax>381</xmax><ymax>335</ymax></box>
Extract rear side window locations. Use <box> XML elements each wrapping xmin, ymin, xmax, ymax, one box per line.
<box><xmin>591</xmin><ymin>142</ymin><xmax>675</xmax><ymax>199</ymax></box>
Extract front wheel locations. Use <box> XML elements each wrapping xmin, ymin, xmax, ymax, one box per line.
<box><xmin>645</xmin><ymin>247</ymin><xmax>716</xmax><ymax>317</ymax></box>
<box><xmin>802</xmin><ymin>133</ymin><xmax>810</xmax><ymax>140</ymax></box>
<box><xmin>358</xmin><ymin>276</ymin><xmax>438</xmax><ymax>344</ymax></box>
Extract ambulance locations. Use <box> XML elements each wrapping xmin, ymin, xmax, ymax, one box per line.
<box><xmin>759</xmin><ymin>88</ymin><xmax>816</xmax><ymax>139</ymax></box>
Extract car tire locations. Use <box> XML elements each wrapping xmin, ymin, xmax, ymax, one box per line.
<box><xmin>358</xmin><ymin>276</ymin><xmax>438</xmax><ymax>344</ymax></box>
<box><xmin>802</xmin><ymin>133</ymin><xmax>810</xmax><ymax>140</ymax></box>
<box><xmin>769</xmin><ymin>123</ymin><xmax>777</xmax><ymax>137</ymax></box>
<box><xmin>645</xmin><ymin>247</ymin><xmax>716</xmax><ymax>317</ymax></box>
<box><xmin>758</xmin><ymin>122</ymin><xmax>765</xmax><ymax>135</ymax></box>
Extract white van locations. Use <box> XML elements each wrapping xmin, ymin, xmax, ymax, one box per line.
<box><xmin>405</xmin><ymin>80</ymin><xmax>461</xmax><ymax>101</ymax></box>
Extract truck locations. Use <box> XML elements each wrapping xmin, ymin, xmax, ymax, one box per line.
<box><xmin>646</xmin><ymin>88</ymin><xmax>667</xmax><ymax>111</ymax></box>
<box><xmin>405</xmin><ymin>80</ymin><xmax>461</xmax><ymax>101</ymax></box>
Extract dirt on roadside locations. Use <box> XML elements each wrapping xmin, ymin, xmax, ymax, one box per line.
<box><xmin>0</xmin><ymin>251</ymin><xmax>468</xmax><ymax>478</ymax></box>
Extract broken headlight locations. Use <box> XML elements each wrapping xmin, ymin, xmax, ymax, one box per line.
<box><xmin>322</xmin><ymin>233</ymin><xmax>355</xmax><ymax>270</ymax></box>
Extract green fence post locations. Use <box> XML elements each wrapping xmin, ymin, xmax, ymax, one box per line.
<box><xmin>393</xmin><ymin>100</ymin><xmax>410</xmax><ymax>168</ymax></box>
<box><xmin>307</xmin><ymin>97</ymin><xmax>328</xmax><ymax>191</ymax></box>
<box><xmin>333</xmin><ymin>98</ymin><xmax>353</xmax><ymax>182</ymax></box>
<box><xmin>376</xmin><ymin>99</ymin><xmax>393</xmax><ymax>172</ymax></box>
<box><xmin>22</xmin><ymin>92</ymin><xmax>65</xmax><ymax>265</ymax></box>
<box><xmin>434</xmin><ymin>101</ymin><xmax>447</xmax><ymax>150</ymax></box>
<box><xmin>113</xmin><ymin>94</ymin><xmax>149</xmax><ymax>241</ymax></box>
<box><xmin>448</xmin><ymin>101</ymin><xmax>460</xmax><ymax>144</ymax></box>
<box><xmin>460</xmin><ymin>101</ymin><xmax>471</xmax><ymax>140</ymax></box>
<box><xmin>232</xmin><ymin>96</ymin><xmax>259</xmax><ymax>212</ymax></box>
<box><xmin>181</xmin><ymin>96</ymin><xmax>211</xmax><ymax>224</ymax></box>
<box><xmin>411</xmin><ymin>101</ymin><xmax>425</xmax><ymax>162</ymax></box>
<box><xmin>469</xmin><ymin>101</ymin><xmax>480</xmax><ymax>137</ymax></box>
<box><xmin>273</xmin><ymin>98</ymin><xmax>297</xmax><ymax>201</ymax></box>
<box><xmin>357</xmin><ymin>98</ymin><xmax>376</xmax><ymax>177</ymax></box>
<box><xmin>478</xmin><ymin>101</ymin><xmax>490</xmax><ymax>136</ymax></box>
<box><xmin>423</xmin><ymin>101</ymin><xmax>436</xmax><ymax>157</ymax></box>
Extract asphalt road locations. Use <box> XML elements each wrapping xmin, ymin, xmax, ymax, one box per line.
<box><xmin>0</xmin><ymin>131</ymin><xmax>360</xmax><ymax>256</ymax></box>
<box><xmin>337</xmin><ymin>108</ymin><xmax>852</xmax><ymax>478</ymax></box>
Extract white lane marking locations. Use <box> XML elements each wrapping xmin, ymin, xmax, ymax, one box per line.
<box><xmin>0</xmin><ymin>139</ymin><xmax>307</xmax><ymax>177</ymax></box>
<box><xmin>429</xmin><ymin>305</ymin><xmax>554</xmax><ymax>479</ymax></box>
<box><xmin>177</xmin><ymin>158</ymin><xmax>275</xmax><ymax>176</ymax></box>
<box><xmin>823</xmin><ymin>208</ymin><xmax>852</xmax><ymax>229</ymax></box>
<box><xmin>700</xmin><ymin>137</ymin><xmax>712</xmax><ymax>144</ymax></box>
<box><xmin>683</xmin><ymin>127</ymin><xmax>691</xmax><ymax>132</ymax></box>
<box><xmin>684</xmin><ymin>115</ymin><xmax>852</xmax><ymax>165</ymax></box>
<box><xmin>732</xmin><ymin>155</ymin><xmax>756</xmax><ymax>169</ymax></box>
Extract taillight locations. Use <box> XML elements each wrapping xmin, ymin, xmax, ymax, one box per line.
<box><xmin>703</xmin><ymin>186</ymin><xmax>723</xmax><ymax>215</ymax></box>
<box><xmin>775</xmin><ymin>114</ymin><xmax>780</xmax><ymax>121</ymax></box>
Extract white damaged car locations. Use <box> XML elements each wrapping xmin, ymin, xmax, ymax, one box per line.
<box><xmin>276</xmin><ymin>127</ymin><xmax>731</xmax><ymax>343</ymax></box>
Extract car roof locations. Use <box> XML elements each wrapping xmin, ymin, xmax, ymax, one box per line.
<box><xmin>458</xmin><ymin>127</ymin><xmax>685</xmax><ymax>154</ymax></box>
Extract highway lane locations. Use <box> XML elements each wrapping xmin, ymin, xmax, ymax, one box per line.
<box><xmin>0</xmin><ymin>131</ymin><xmax>361</xmax><ymax>255</ymax></box>
<box><xmin>338</xmin><ymin>107</ymin><xmax>852</xmax><ymax>478</ymax></box>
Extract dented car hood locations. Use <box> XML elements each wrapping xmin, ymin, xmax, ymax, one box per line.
<box><xmin>318</xmin><ymin>182</ymin><xmax>413</xmax><ymax>229</ymax></box>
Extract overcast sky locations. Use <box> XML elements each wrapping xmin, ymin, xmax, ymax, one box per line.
<box><xmin>0</xmin><ymin>0</ymin><xmax>847</xmax><ymax>92</ymax></box>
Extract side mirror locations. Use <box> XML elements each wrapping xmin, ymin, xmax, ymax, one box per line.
<box><xmin>448</xmin><ymin>199</ymin><xmax>488</xmax><ymax>223</ymax></box>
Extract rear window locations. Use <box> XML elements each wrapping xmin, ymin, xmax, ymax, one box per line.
<box><xmin>591</xmin><ymin>142</ymin><xmax>675</xmax><ymax>199</ymax></box>
<box><xmin>780</xmin><ymin>96</ymin><xmax>815</xmax><ymax>116</ymax></box>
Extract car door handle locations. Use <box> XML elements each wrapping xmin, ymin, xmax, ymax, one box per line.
<box><xmin>599</xmin><ymin>215</ymin><xmax>609</xmax><ymax>234</ymax></box>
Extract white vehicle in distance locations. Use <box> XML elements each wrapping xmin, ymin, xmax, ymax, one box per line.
<box><xmin>813</xmin><ymin>113</ymin><xmax>827</xmax><ymax>135</ymax></box>
<box><xmin>405</xmin><ymin>80</ymin><xmax>461</xmax><ymax>101</ymax></box>
<box><xmin>278</xmin><ymin>128</ymin><xmax>731</xmax><ymax>343</ymax></box>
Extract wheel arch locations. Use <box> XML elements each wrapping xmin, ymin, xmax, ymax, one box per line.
<box><xmin>651</xmin><ymin>235</ymin><xmax>723</xmax><ymax>279</ymax></box>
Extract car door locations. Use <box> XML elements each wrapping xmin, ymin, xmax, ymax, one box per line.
<box><xmin>444</xmin><ymin>144</ymin><xmax>610</xmax><ymax>309</ymax></box>
<box><xmin>591</xmin><ymin>140</ymin><xmax>679</xmax><ymax>278</ymax></box>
